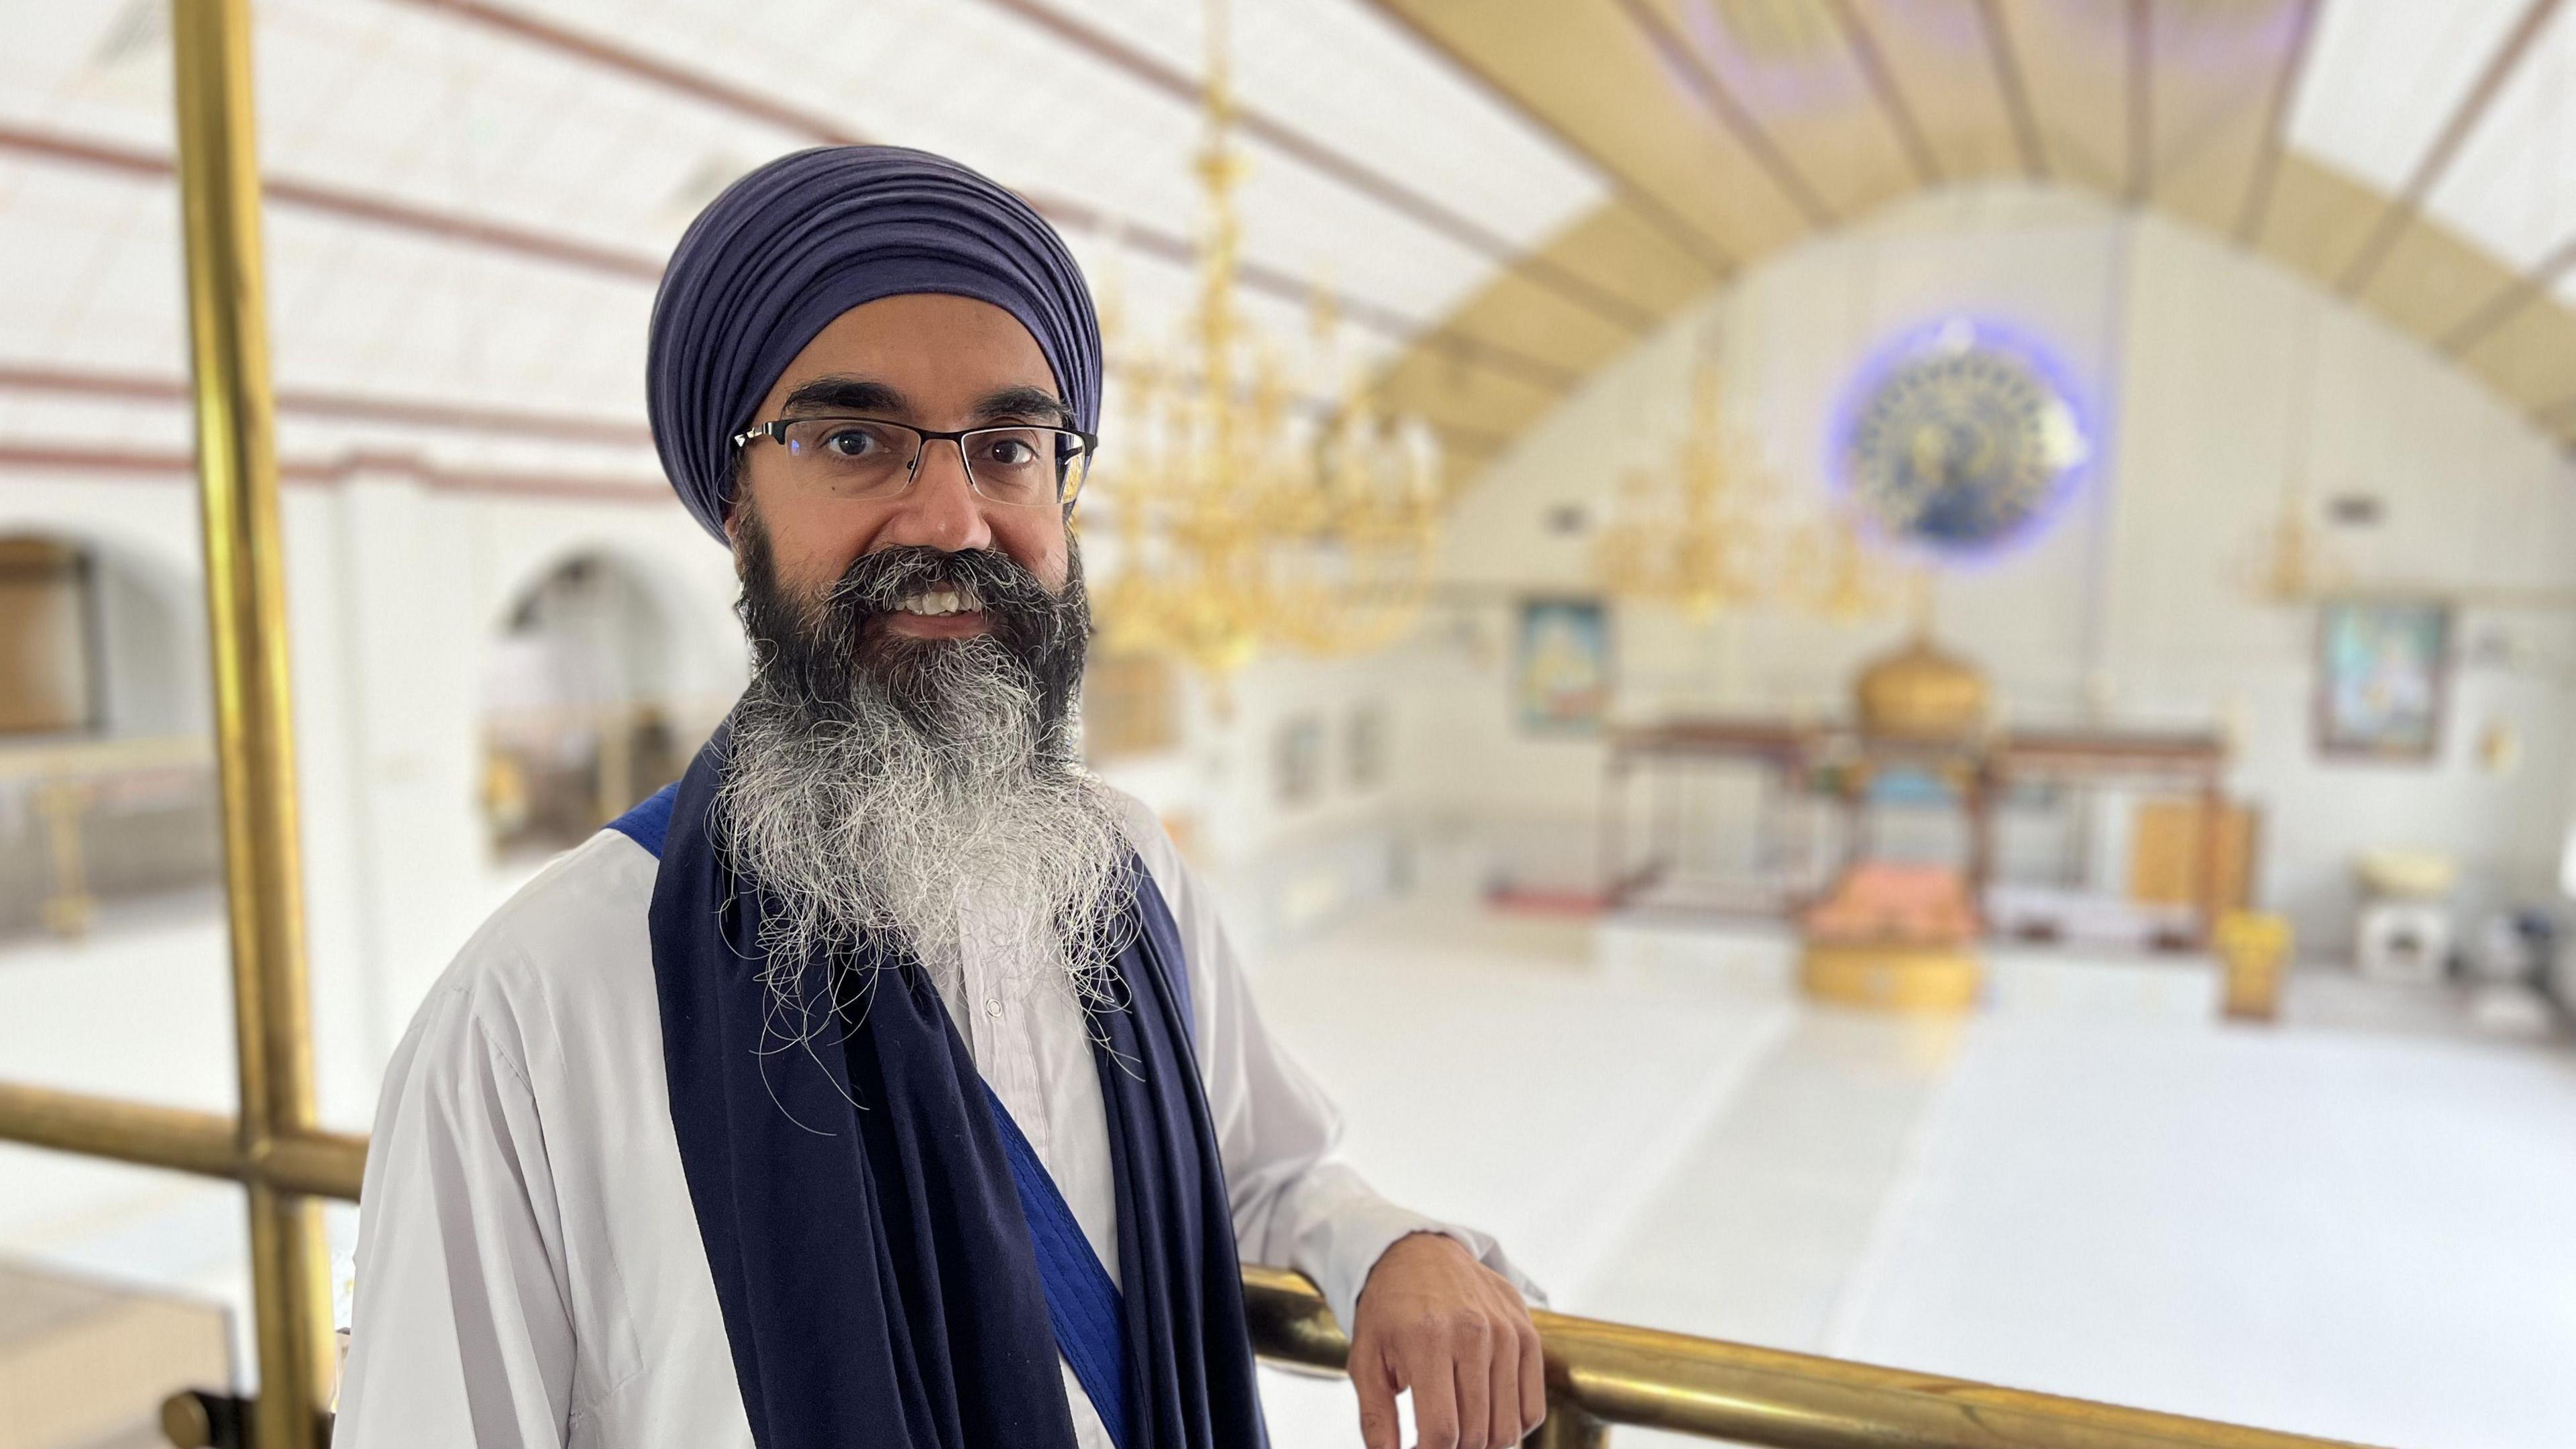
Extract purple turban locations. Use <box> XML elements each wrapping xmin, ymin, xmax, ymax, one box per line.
<box><xmin>646</xmin><ymin>146</ymin><xmax>1102</xmax><ymax>542</ymax></box>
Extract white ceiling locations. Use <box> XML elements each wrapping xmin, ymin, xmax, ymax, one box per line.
<box><xmin>0</xmin><ymin>0</ymin><xmax>1605</xmax><ymax>481</ymax></box>
<box><xmin>0</xmin><ymin>0</ymin><xmax>2569</xmax><ymax>485</ymax></box>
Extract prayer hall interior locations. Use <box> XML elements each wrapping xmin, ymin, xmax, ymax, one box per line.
<box><xmin>3</xmin><ymin>1</ymin><xmax>2576</xmax><ymax>1447</ymax></box>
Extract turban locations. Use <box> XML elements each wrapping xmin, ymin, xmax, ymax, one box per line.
<box><xmin>647</xmin><ymin>146</ymin><xmax>1103</xmax><ymax>542</ymax></box>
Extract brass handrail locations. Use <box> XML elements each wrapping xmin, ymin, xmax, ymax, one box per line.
<box><xmin>0</xmin><ymin>1081</ymin><xmax>2390</xmax><ymax>1449</ymax></box>
<box><xmin>1240</xmin><ymin>1266</ymin><xmax>2385</xmax><ymax>1449</ymax></box>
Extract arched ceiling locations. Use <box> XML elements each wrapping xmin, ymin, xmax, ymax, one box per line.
<box><xmin>0</xmin><ymin>0</ymin><xmax>2568</xmax><ymax>501</ymax></box>
<box><xmin>1361</xmin><ymin>0</ymin><xmax>2576</xmax><ymax>482</ymax></box>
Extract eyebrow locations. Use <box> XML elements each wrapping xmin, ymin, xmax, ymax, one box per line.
<box><xmin>971</xmin><ymin>386</ymin><xmax>1074</xmax><ymax>428</ymax></box>
<box><xmin>778</xmin><ymin>375</ymin><xmax>908</xmax><ymax>418</ymax></box>
<box><xmin>773</xmin><ymin>376</ymin><xmax>1072</xmax><ymax>429</ymax></box>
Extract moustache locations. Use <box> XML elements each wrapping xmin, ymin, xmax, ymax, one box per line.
<box><xmin>743</xmin><ymin>538</ymin><xmax>1091</xmax><ymax>741</ymax></box>
<box><xmin>822</xmin><ymin>545</ymin><xmax>1062</xmax><ymax>634</ymax></box>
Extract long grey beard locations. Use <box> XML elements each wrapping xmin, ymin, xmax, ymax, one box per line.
<box><xmin>710</xmin><ymin>635</ymin><xmax>1136</xmax><ymax>1031</ymax></box>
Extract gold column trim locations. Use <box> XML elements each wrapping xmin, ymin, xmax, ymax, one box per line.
<box><xmin>170</xmin><ymin>2</ymin><xmax>336</xmax><ymax>1445</ymax></box>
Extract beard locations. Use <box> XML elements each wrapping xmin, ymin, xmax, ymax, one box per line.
<box><xmin>712</xmin><ymin>508</ymin><xmax>1134</xmax><ymax>1024</ymax></box>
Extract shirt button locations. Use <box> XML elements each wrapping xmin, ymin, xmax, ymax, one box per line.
<box><xmin>984</xmin><ymin>997</ymin><xmax>1004</xmax><ymax>1019</ymax></box>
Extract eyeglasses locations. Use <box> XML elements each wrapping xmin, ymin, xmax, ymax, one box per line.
<box><xmin>731</xmin><ymin>416</ymin><xmax>1097</xmax><ymax>510</ymax></box>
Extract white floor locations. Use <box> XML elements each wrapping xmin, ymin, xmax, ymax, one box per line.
<box><xmin>1239</xmin><ymin>902</ymin><xmax>2576</xmax><ymax>1449</ymax></box>
<box><xmin>5</xmin><ymin>897</ymin><xmax>2573</xmax><ymax>1448</ymax></box>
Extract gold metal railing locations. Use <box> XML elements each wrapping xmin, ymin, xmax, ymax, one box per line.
<box><xmin>0</xmin><ymin>4</ymin><xmax>2396</xmax><ymax>1449</ymax></box>
<box><xmin>1</xmin><ymin>1078</ymin><xmax>2393</xmax><ymax>1449</ymax></box>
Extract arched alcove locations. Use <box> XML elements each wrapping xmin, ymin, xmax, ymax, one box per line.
<box><xmin>478</xmin><ymin>549</ymin><xmax>707</xmax><ymax>859</ymax></box>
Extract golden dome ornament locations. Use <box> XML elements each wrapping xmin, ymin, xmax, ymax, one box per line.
<box><xmin>1854</xmin><ymin>632</ymin><xmax>1990</xmax><ymax>741</ymax></box>
<box><xmin>1850</xmin><ymin>568</ymin><xmax>1987</xmax><ymax>740</ymax></box>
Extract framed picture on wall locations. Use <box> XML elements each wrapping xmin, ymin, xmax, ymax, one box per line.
<box><xmin>2315</xmin><ymin>597</ymin><xmax>2452</xmax><ymax>762</ymax></box>
<box><xmin>1515</xmin><ymin>596</ymin><xmax>1611</xmax><ymax>733</ymax></box>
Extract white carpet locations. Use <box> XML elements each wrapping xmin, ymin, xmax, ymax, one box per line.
<box><xmin>1827</xmin><ymin>1017</ymin><xmax>2576</xmax><ymax>1449</ymax></box>
<box><xmin>1242</xmin><ymin>904</ymin><xmax>1796</xmax><ymax>1446</ymax></box>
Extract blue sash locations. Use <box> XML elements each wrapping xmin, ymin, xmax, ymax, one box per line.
<box><xmin>614</xmin><ymin>729</ymin><xmax>1260</xmax><ymax>1449</ymax></box>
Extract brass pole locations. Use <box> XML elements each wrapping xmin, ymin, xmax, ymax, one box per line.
<box><xmin>170</xmin><ymin>3</ymin><xmax>336</xmax><ymax>1447</ymax></box>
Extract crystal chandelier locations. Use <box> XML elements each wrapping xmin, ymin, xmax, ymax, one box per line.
<box><xmin>1593</xmin><ymin>345</ymin><xmax>1896</xmax><ymax>624</ymax></box>
<box><xmin>1782</xmin><ymin>500</ymin><xmax>1903</xmax><ymax>623</ymax></box>
<box><xmin>1592</xmin><ymin>354</ymin><xmax>1764</xmax><ymax>624</ymax></box>
<box><xmin>1085</xmin><ymin>0</ymin><xmax>1442</xmax><ymax>680</ymax></box>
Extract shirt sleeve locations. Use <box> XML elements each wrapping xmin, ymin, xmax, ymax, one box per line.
<box><xmin>335</xmin><ymin>950</ymin><xmax>578</xmax><ymax>1449</ymax></box>
<box><xmin>1132</xmin><ymin>816</ymin><xmax>1542</xmax><ymax>1333</ymax></box>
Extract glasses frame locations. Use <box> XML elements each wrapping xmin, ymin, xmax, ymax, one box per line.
<box><xmin>731</xmin><ymin>414</ymin><xmax>1099</xmax><ymax>511</ymax></box>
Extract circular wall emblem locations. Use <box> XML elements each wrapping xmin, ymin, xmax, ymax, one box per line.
<box><xmin>1838</xmin><ymin>318</ymin><xmax>2090</xmax><ymax>557</ymax></box>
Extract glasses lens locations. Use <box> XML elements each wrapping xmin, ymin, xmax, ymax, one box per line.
<box><xmin>780</xmin><ymin>419</ymin><xmax>919</xmax><ymax>498</ymax></box>
<box><xmin>967</xmin><ymin>428</ymin><xmax>1084</xmax><ymax>508</ymax></box>
<box><xmin>1058</xmin><ymin>433</ymin><xmax>1091</xmax><ymax>506</ymax></box>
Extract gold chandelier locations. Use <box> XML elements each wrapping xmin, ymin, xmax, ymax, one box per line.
<box><xmin>1593</xmin><ymin>345</ymin><xmax>1898</xmax><ymax>624</ymax></box>
<box><xmin>2235</xmin><ymin>305</ymin><xmax>2345</xmax><ymax>606</ymax></box>
<box><xmin>2238</xmin><ymin>484</ymin><xmax>2345</xmax><ymax>606</ymax></box>
<box><xmin>1086</xmin><ymin>0</ymin><xmax>1442</xmax><ymax>679</ymax></box>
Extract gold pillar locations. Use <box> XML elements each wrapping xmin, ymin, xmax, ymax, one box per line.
<box><xmin>171</xmin><ymin>3</ymin><xmax>336</xmax><ymax>1446</ymax></box>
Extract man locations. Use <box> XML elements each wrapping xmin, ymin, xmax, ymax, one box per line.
<box><xmin>338</xmin><ymin>146</ymin><xmax>1543</xmax><ymax>1449</ymax></box>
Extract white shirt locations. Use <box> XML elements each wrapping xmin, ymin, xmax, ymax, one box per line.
<box><xmin>336</xmin><ymin>790</ymin><xmax>1519</xmax><ymax>1448</ymax></box>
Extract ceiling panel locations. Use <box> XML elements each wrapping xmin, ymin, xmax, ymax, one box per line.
<box><xmin>1026</xmin><ymin>0</ymin><xmax>1607</xmax><ymax>252</ymax></box>
<box><xmin>0</xmin><ymin>0</ymin><xmax>175</xmax><ymax>150</ymax></box>
<box><xmin>1849</xmin><ymin>0</ymin><xmax>2023</xmax><ymax>180</ymax></box>
<box><xmin>1377</xmin><ymin>0</ymin><xmax>1815</xmax><ymax>262</ymax></box>
<box><xmin>2285</xmin><ymin>0</ymin><xmax>2530</xmax><ymax>199</ymax></box>
<box><xmin>2359</xmin><ymin>211</ymin><xmax>2538</xmax><ymax>343</ymax></box>
<box><xmin>0</xmin><ymin>161</ymin><xmax>186</xmax><ymax>374</ymax></box>
<box><xmin>2004</xmin><ymin>0</ymin><xmax>2129</xmax><ymax>192</ymax></box>
<box><xmin>2463</xmin><ymin>290</ymin><xmax>2576</xmax><ymax>423</ymax></box>
<box><xmin>2137</xmin><ymin>0</ymin><xmax>2304</xmax><ymax>221</ymax></box>
<box><xmin>1631</xmin><ymin>0</ymin><xmax>1917</xmax><ymax>219</ymax></box>
<box><xmin>2423</xmin><ymin>3</ymin><xmax>2576</xmax><ymax>283</ymax></box>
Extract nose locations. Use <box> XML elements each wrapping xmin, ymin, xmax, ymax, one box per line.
<box><xmin>874</xmin><ymin>437</ymin><xmax>993</xmax><ymax>555</ymax></box>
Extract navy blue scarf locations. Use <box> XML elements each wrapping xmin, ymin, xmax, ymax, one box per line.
<box><xmin>628</xmin><ymin>727</ymin><xmax>1267</xmax><ymax>1448</ymax></box>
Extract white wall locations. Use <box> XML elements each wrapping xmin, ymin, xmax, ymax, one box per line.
<box><xmin>2102</xmin><ymin>215</ymin><xmax>2576</xmax><ymax>951</ymax></box>
<box><xmin>1409</xmin><ymin>183</ymin><xmax>2576</xmax><ymax>954</ymax></box>
<box><xmin>89</xmin><ymin>543</ymin><xmax>204</xmax><ymax>738</ymax></box>
<box><xmin>1090</xmin><ymin>644</ymin><xmax>1422</xmax><ymax>959</ymax></box>
<box><xmin>0</xmin><ymin>463</ymin><xmax>743</xmax><ymax>1128</ymax></box>
<box><xmin>290</xmin><ymin>469</ymin><xmax>743</xmax><ymax>1123</ymax></box>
